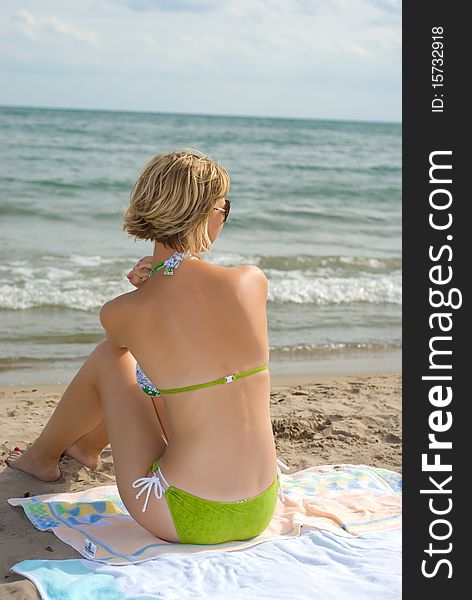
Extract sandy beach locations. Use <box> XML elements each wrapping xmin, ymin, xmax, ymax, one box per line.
<box><xmin>0</xmin><ymin>371</ymin><xmax>401</xmax><ymax>598</ymax></box>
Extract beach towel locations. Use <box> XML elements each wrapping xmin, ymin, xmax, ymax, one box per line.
<box><xmin>7</xmin><ymin>463</ymin><xmax>401</xmax><ymax>565</ymax></box>
<box><xmin>11</xmin><ymin>528</ymin><xmax>402</xmax><ymax>600</ymax></box>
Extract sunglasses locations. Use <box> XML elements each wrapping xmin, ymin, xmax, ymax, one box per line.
<box><xmin>213</xmin><ymin>198</ymin><xmax>231</xmax><ymax>222</ymax></box>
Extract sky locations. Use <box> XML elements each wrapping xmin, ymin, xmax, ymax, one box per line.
<box><xmin>0</xmin><ymin>0</ymin><xmax>401</xmax><ymax>122</ymax></box>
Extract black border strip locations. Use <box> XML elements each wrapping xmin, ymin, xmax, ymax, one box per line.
<box><xmin>403</xmin><ymin>3</ymin><xmax>466</xmax><ymax>595</ymax></box>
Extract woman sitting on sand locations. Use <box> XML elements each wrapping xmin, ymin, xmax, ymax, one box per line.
<box><xmin>6</xmin><ymin>149</ymin><xmax>288</xmax><ymax>544</ymax></box>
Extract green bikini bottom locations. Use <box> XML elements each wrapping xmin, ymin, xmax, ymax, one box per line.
<box><xmin>132</xmin><ymin>459</ymin><xmax>280</xmax><ymax>545</ymax></box>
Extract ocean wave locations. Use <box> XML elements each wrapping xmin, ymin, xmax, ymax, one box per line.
<box><xmin>267</xmin><ymin>271</ymin><xmax>401</xmax><ymax>305</ymax></box>
<box><xmin>0</xmin><ymin>204</ymin><xmax>69</xmax><ymax>220</ymax></box>
<box><xmin>0</xmin><ymin>274</ymin><xmax>401</xmax><ymax>311</ymax></box>
<box><xmin>256</xmin><ymin>254</ymin><xmax>401</xmax><ymax>273</ymax></box>
<box><xmin>0</xmin><ymin>253</ymin><xmax>401</xmax><ymax>310</ymax></box>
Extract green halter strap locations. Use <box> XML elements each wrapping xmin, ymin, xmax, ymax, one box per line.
<box><xmin>148</xmin><ymin>251</ymin><xmax>194</xmax><ymax>278</ymax></box>
<box><xmin>158</xmin><ymin>363</ymin><xmax>269</xmax><ymax>395</ymax></box>
<box><xmin>148</xmin><ymin>261</ymin><xmax>165</xmax><ymax>278</ymax></box>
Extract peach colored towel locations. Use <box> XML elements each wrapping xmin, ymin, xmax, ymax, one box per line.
<box><xmin>8</xmin><ymin>463</ymin><xmax>401</xmax><ymax>565</ymax></box>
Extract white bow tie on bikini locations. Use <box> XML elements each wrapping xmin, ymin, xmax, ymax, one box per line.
<box><xmin>132</xmin><ymin>465</ymin><xmax>170</xmax><ymax>513</ymax></box>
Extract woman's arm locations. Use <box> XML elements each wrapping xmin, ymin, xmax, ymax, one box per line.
<box><xmin>99</xmin><ymin>296</ymin><xmax>131</xmax><ymax>349</ymax></box>
<box><xmin>100</xmin><ymin>256</ymin><xmax>155</xmax><ymax>346</ymax></box>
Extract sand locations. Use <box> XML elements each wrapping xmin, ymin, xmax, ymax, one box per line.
<box><xmin>0</xmin><ymin>372</ymin><xmax>401</xmax><ymax>598</ymax></box>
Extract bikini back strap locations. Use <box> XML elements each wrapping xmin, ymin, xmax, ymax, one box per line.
<box><xmin>159</xmin><ymin>363</ymin><xmax>269</xmax><ymax>395</ymax></box>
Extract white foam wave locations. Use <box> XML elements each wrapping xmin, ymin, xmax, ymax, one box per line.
<box><xmin>0</xmin><ymin>282</ymin><xmax>127</xmax><ymax>311</ymax></box>
<box><xmin>267</xmin><ymin>270</ymin><xmax>401</xmax><ymax>305</ymax></box>
<box><xmin>0</xmin><ymin>255</ymin><xmax>402</xmax><ymax>310</ymax></box>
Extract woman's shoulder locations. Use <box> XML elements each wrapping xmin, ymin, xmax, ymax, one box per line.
<box><xmin>199</xmin><ymin>261</ymin><xmax>267</xmax><ymax>288</ymax></box>
<box><xmin>203</xmin><ymin>262</ymin><xmax>268</xmax><ymax>302</ymax></box>
<box><xmin>236</xmin><ymin>265</ymin><xmax>268</xmax><ymax>299</ymax></box>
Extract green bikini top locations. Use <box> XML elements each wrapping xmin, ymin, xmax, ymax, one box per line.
<box><xmin>135</xmin><ymin>251</ymin><xmax>269</xmax><ymax>397</ymax></box>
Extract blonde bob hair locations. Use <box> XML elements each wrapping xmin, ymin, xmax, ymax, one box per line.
<box><xmin>122</xmin><ymin>149</ymin><xmax>230</xmax><ymax>259</ymax></box>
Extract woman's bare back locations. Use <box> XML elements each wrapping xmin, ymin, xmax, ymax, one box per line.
<box><xmin>121</xmin><ymin>258</ymin><xmax>277</xmax><ymax>501</ymax></box>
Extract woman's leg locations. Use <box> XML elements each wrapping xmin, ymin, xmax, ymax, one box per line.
<box><xmin>66</xmin><ymin>393</ymin><xmax>170</xmax><ymax>469</ymax></box>
<box><xmin>6</xmin><ymin>342</ymin><xmax>112</xmax><ymax>480</ymax></box>
<box><xmin>75</xmin><ymin>340</ymin><xmax>178</xmax><ymax>541</ymax></box>
<box><xmin>65</xmin><ymin>419</ymin><xmax>110</xmax><ymax>470</ymax></box>
<box><xmin>6</xmin><ymin>339</ymin><xmax>178</xmax><ymax>540</ymax></box>
<box><xmin>6</xmin><ymin>340</ymin><xmax>168</xmax><ymax>482</ymax></box>
<box><xmin>65</xmin><ymin>376</ymin><xmax>171</xmax><ymax>469</ymax></box>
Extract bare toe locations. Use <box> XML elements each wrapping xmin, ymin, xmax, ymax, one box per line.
<box><xmin>5</xmin><ymin>449</ymin><xmax>22</xmax><ymax>467</ymax></box>
<box><xmin>5</xmin><ymin>447</ymin><xmax>61</xmax><ymax>482</ymax></box>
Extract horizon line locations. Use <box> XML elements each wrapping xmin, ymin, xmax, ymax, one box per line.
<box><xmin>0</xmin><ymin>103</ymin><xmax>402</xmax><ymax>126</ymax></box>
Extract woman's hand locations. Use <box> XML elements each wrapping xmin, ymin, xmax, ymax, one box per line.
<box><xmin>126</xmin><ymin>256</ymin><xmax>155</xmax><ymax>288</ymax></box>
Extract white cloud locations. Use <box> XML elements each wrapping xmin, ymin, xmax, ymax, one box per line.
<box><xmin>0</xmin><ymin>0</ymin><xmax>401</xmax><ymax>121</ymax></box>
<box><xmin>13</xmin><ymin>9</ymin><xmax>99</xmax><ymax>45</ymax></box>
<box><xmin>111</xmin><ymin>0</ymin><xmax>219</xmax><ymax>12</ymax></box>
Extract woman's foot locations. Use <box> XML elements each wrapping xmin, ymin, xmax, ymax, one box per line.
<box><xmin>64</xmin><ymin>443</ymin><xmax>101</xmax><ymax>470</ymax></box>
<box><xmin>5</xmin><ymin>447</ymin><xmax>62</xmax><ymax>482</ymax></box>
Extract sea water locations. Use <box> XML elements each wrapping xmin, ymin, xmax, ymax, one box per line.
<box><xmin>0</xmin><ymin>106</ymin><xmax>401</xmax><ymax>384</ymax></box>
